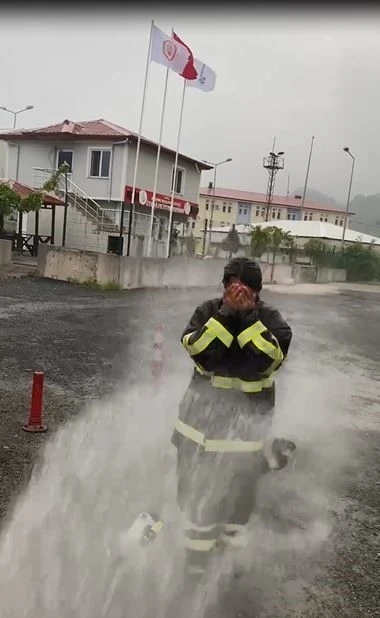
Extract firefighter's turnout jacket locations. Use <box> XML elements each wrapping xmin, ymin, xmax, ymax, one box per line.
<box><xmin>172</xmin><ymin>296</ymin><xmax>292</xmax><ymax>451</ymax></box>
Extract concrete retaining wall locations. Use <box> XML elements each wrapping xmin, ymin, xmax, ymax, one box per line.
<box><xmin>292</xmin><ymin>264</ymin><xmax>346</xmax><ymax>284</ymax></box>
<box><xmin>37</xmin><ymin>246</ymin><xmax>346</xmax><ymax>289</ymax></box>
<box><xmin>0</xmin><ymin>239</ymin><xmax>12</xmax><ymax>266</ymax></box>
<box><xmin>316</xmin><ymin>267</ymin><xmax>346</xmax><ymax>283</ymax></box>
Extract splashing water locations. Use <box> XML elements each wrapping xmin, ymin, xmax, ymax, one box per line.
<box><xmin>0</xmin><ymin>360</ymin><xmax>355</xmax><ymax>617</ymax></box>
<box><xmin>0</xmin><ymin>379</ymin><xmax>191</xmax><ymax>618</ymax></box>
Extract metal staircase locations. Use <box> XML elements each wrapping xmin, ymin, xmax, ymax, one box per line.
<box><xmin>33</xmin><ymin>168</ymin><xmax>120</xmax><ymax>233</ymax></box>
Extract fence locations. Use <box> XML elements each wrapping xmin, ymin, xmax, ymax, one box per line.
<box><xmin>65</xmin><ymin>205</ymin><xmax>168</xmax><ymax>257</ymax></box>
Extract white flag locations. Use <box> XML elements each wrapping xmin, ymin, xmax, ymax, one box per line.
<box><xmin>186</xmin><ymin>58</ymin><xmax>216</xmax><ymax>92</ymax></box>
<box><xmin>150</xmin><ymin>25</ymin><xmax>197</xmax><ymax>80</ymax></box>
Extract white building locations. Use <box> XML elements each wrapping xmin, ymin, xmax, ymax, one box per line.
<box><xmin>208</xmin><ymin>220</ymin><xmax>380</xmax><ymax>251</ymax></box>
<box><xmin>0</xmin><ymin>119</ymin><xmax>211</xmax><ymax>256</ymax></box>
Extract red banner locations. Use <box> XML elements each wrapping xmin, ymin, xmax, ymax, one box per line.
<box><xmin>124</xmin><ymin>185</ymin><xmax>198</xmax><ymax>217</ymax></box>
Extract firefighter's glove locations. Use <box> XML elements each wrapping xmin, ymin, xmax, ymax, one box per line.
<box><xmin>223</xmin><ymin>282</ymin><xmax>256</xmax><ymax>311</ymax></box>
<box><xmin>265</xmin><ymin>438</ymin><xmax>296</xmax><ymax>471</ymax></box>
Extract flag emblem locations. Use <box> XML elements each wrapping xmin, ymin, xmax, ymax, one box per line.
<box><xmin>162</xmin><ymin>40</ymin><xmax>177</xmax><ymax>61</ymax></box>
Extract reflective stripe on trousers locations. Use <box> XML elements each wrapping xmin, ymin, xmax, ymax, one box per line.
<box><xmin>184</xmin><ymin>522</ymin><xmax>249</xmax><ymax>576</ymax></box>
<box><xmin>174</xmin><ymin>418</ymin><xmax>263</xmax><ymax>453</ymax></box>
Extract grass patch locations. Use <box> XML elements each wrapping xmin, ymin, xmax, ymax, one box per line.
<box><xmin>67</xmin><ymin>277</ymin><xmax>122</xmax><ymax>291</ymax></box>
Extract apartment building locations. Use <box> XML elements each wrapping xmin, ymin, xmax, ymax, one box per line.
<box><xmin>190</xmin><ymin>187</ymin><xmax>348</xmax><ymax>241</ymax></box>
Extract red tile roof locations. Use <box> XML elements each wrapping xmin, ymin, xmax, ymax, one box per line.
<box><xmin>0</xmin><ymin>179</ymin><xmax>65</xmax><ymax>206</ymax></box>
<box><xmin>200</xmin><ymin>186</ymin><xmax>345</xmax><ymax>214</ymax></box>
<box><xmin>0</xmin><ymin>119</ymin><xmax>212</xmax><ymax>170</ymax></box>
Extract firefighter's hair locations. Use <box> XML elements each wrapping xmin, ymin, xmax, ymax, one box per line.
<box><xmin>222</xmin><ymin>257</ymin><xmax>263</xmax><ymax>292</ymax></box>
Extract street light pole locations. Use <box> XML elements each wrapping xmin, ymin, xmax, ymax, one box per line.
<box><xmin>341</xmin><ymin>147</ymin><xmax>355</xmax><ymax>250</ymax></box>
<box><xmin>0</xmin><ymin>105</ymin><xmax>34</xmax><ymax>129</ymax></box>
<box><xmin>202</xmin><ymin>157</ymin><xmax>232</xmax><ymax>255</ymax></box>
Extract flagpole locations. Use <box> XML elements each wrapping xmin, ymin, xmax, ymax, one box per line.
<box><xmin>126</xmin><ymin>19</ymin><xmax>153</xmax><ymax>257</ymax></box>
<box><xmin>147</xmin><ymin>65</ymin><xmax>170</xmax><ymax>257</ymax></box>
<box><xmin>166</xmin><ymin>79</ymin><xmax>187</xmax><ymax>259</ymax></box>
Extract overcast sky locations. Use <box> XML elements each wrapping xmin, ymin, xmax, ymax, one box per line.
<box><xmin>0</xmin><ymin>8</ymin><xmax>379</xmax><ymax>204</ymax></box>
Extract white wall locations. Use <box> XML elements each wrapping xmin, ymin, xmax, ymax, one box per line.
<box><xmin>25</xmin><ymin>207</ymin><xmax>64</xmax><ymax>246</ymax></box>
<box><xmin>126</xmin><ymin>142</ymin><xmax>202</xmax><ymax>204</ymax></box>
<box><xmin>5</xmin><ymin>139</ymin><xmax>126</xmax><ymax>201</ymax></box>
<box><xmin>0</xmin><ymin>141</ymin><xmax>7</xmax><ymax>177</ymax></box>
<box><xmin>3</xmin><ymin>138</ymin><xmax>203</xmax><ymax>209</ymax></box>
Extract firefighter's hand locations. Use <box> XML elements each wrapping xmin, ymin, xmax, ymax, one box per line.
<box><xmin>236</xmin><ymin>284</ymin><xmax>256</xmax><ymax>311</ymax></box>
<box><xmin>223</xmin><ymin>282</ymin><xmax>256</xmax><ymax>311</ymax></box>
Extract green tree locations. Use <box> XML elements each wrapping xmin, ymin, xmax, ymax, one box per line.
<box><xmin>266</xmin><ymin>226</ymin><xmax>294</xmax><ymax>282</ymax></box>
<box><xmin>0</xmin><ymin>163</ymin><xmax>69</xmax><ymax>233</ymax></box>
<box><xmin>341</xmin><ymin>243</ymin><xmax>380</xmax><ymax>281</ymax></box>
<box><xmin>303</xmin><ymin>239</ymin><xmax>329</xmax><ymax>265</ymax></box>
<box><xmin>221</xmin><ymin>224</ymin><xmax>241</xmax><ymax>257</ymax></box>
<box><xmin>249</xmin><ymin>225</ymin><xmax>271</xmax><ymax>258</ymax></box>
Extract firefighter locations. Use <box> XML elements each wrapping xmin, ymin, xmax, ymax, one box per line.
<box><xmin>171</xmin><ymin>257</ymin><xmax>294</xmax><ymax>580</ymax></box>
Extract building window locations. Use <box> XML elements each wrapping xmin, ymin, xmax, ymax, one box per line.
<box><xmin>256</xmin><ymin>207</ymin><xmax>260</xmax><ymax>216</ymax></box>
<box><xmin>89</xmin><ymin>149</ymin><xmax>111</xmax><ymax>178</ymax></box>
<box><xmin>304</xmin><ymin>214</ymin><xmax>308</xmax><ymax>221</ymax></box>
<box><xmin>57</xmin><ymin>150</ymin><xmax>73</xmax><ymax>173</ymax></box>
<box><xmin>335</xmin><ymin>218</ymin><xmax>338</xmax><ymax>225</ymax></box>
<box><xmin>339</xmin><ymin>219</ymin><xmax>343</xmax><ymax>226</ymax></box>
<box><xmin>192</xmin><ymin>221</ymin><xmax>195</xmax><ymax>229</ymax></box>
<box><xmin>222</xmin><ymin>205</ymin><xmax>226</xmax><ymax>212</ymax></box>
<box><xmin>228</xmin><ymin>205</ymin><xmax>231</xmax><ymax>213</ymax></box>
<box><xmin>171</xmin><ymin>166</ymin><xmax>185</xmax><ymax>194</ymax></box>
<box><xmin>261</xmin><ymin>209</ymin><xmax>265</xmax><ymax>217</ymax></box>
<box><xmin>205</xmin><ymin>202</ymin><xmax>209</xmax><ymax>210</ymax></box>
<box><xmin>215</xmin><ymin>203</ymin><xmax>220</xmax><ymax>210</ymax></box>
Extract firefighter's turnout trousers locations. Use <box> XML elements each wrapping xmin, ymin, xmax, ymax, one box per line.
<box><xmin>173</xmin><ymin>386</ymin><xmax>274</xmax><ymax>578</ymax></box>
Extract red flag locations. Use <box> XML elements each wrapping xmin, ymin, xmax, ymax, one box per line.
<box><xmin>172</xmin><ymin>32</ymin><xmax>198</xmax><ymax>80</ymax></box>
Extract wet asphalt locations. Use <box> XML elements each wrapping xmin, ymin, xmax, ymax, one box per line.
<box><xmin>0</xmin><ymin>277</ymin><xmax>379</xmax><ymax>617</ymax></box>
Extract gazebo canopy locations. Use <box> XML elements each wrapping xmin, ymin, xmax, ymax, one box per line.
<box><xmin>0</xmin><ymin>178</ymin><xmax>65</xmax><ymax>206</ymax></box>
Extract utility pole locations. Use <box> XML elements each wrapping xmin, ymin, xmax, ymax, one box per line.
<box><xmin>301</xmin><ymin>136</ymin><xmax>315</xmax><ymax>209</ymax></box>
<box><xmin>263</xmin><ymin>150</ymin><xmax>285</xmax><ymax>221</ymax></box>
<box><xmin>341</xmin><ymin>147</ymin><xmax>356</xmax><ymax>250</ymax></box>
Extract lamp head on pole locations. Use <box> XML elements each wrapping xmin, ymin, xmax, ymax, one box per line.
<box><xmin>202</xmin><ymin>158</ymin><xmax>232</xmax><ymax>167</ymax></box>
<box><xmin>343</xmin><ymin>146</ymin><xmax>350</xmax><ymax>153</ymax></box>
